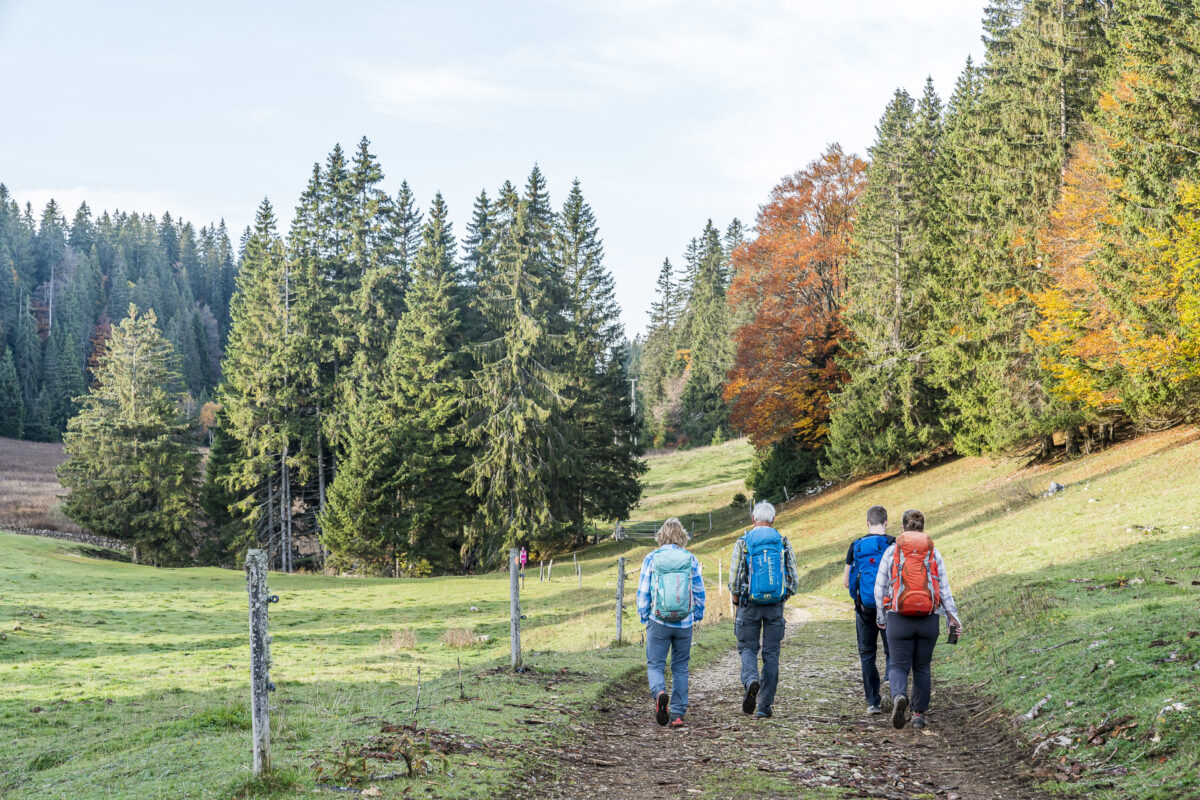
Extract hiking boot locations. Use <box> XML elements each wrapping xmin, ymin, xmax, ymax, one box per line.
<box><xmin>654</xmin><ymin>691</ymin><xmax>669</xmax><ymax>726</ymax></box>
<box><xmin>881</xmin><ymin>695</ymin><xmax>893</xmax><ymax>713</ymax></box>
<box><xmin>891</xmin><ymin>695</ymin><xmax>908</xmax><ymax>729</ymax></box>
<box><xmin>867</xmin><ymin>704</ymin><xmax>883</xmax><ymax>714</ymax></box>
<box><xmin>669</xmin><ymin>714</ymin><xmax>685</xmax><ymax>728</ymax></box>
<box><xmin>754</xmin><ymin>709</ymin><xmax>772</xmax><ymax>719</ymax></box>
<box><xmin>911</xmin><ymin>713</ymin><xmax>927</xmax><ymax>730</ymax></box>
<box><xmin>742</xmin><ymin>680</ymin><xmax>760</xmax><ymax>714</ymax></box>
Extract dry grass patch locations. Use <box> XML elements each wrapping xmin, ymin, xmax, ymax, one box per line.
<box><xmin>440</xmin><ymin>627</ymin><xmax>475</xmax><ymax>648</ymax></box>
<box><xmin>0</xmin><ymin>437</ymin><xmax>80</xmax><ymax>533</ymax></box>
<box><xmin>379</xmin><ymin>628</ymin><xmax>418</xmax><ymax>652</ymax></box>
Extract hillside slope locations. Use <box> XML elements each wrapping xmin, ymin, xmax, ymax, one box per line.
<box><xmin>2</xmin><ymin>430</ymin><xmax>1197</xmax><ymax>798</ymax></box>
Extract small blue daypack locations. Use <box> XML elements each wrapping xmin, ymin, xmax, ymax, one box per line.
<box><xmin>848</xmin><ymin>534</ymin><xmax>890</xmax><ymax>608</ymax></box>
<box><xmin>743</xmin><ymin>527</ymin><xmax>786</xmax><ymax>605</ymax></box>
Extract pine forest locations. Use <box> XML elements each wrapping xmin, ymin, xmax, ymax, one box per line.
<box><xmin>7</xmin><ymin>1</ymin><xmax>1200</xmax><ymax>574</ymax></box>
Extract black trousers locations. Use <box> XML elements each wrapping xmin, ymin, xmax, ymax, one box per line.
<box><xmin>855</xmin><ymin>608</ymin><xmax>890</xmax><ymax>706</ymax></box>
<box><xmin>885</xmin><ymin>611</ymin><xmax>940</xmax><ymax>713</ymax></box>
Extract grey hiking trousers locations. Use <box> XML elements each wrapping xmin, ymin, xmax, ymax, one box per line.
<box><xmin>735</xmin><ymin>602</ymin><xmax>786</xmax><ymax>713</ymax></box>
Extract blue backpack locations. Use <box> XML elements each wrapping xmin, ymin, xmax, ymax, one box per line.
<box><xmin>848</xmin><ymin>534</ymin><xmax>890</xmax><ymax>608</ymax></box>
<box><xmin>743</xmin><ymin>527</ymin><xmax>786</xmax><ymax>605</ymax></box>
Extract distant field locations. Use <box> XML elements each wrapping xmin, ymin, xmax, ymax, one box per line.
<box><xmin>0</xmin><ymin>437</ymin><xmax>78</xmax><ymax>532</ymax></box>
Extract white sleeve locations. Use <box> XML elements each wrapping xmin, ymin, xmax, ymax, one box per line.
<box><xmin>933</xmin><ymin>549</ymin><xmax>959</xmax><ymax>621</ymax></box>
<box><xmin>873</xmin><ymin>545</ymin><xmax>895</xmax><ymax>625</ymax></box>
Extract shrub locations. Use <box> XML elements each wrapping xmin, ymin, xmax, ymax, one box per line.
<box><xmin>730</xmin><ymin>492</ymin><xmax>747</xmax><ymax>509</ymax></box>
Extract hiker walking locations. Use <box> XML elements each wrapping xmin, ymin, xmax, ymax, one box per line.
<box><xmin>845</xmin><ymin>505</ymin><xmax>894</xmax><ymax>714</ymax></box>
<box><xmin>637</xmin><ymin>518</ymin><xmax>706</xmax><ymax>727</ymax></box>
<box><xmin>874</xmin><ymin>509</ymin><xmax>962</xmax><ymax>730</ymax></box>
<box><xmin>728</xmin><ymin>501</ymin><xmax>799</xmax><ymax>718</ymax></box>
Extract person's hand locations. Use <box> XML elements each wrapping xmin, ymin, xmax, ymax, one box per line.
<box><xmin>949</xmin><ymin>616</ymin><xmax>963</xmax><ymax>634</ymax></box>
<box><xmin>877</xmin><ymin>621</ymin><xmax>885</xmax><ymax>631</ymax></box>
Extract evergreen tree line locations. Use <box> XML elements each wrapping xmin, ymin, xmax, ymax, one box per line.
<box><xmin>203</xmin><ymin>139</ymin><xmax>644</xmax><ymax>574</ymax></box>
<box><xmin>631</xmin><ymin>218</ymin><xmax>745</xmax><ymax>449</ymax></box>
<box><xmin>0</xmin><ymin>186</ymin><xmax>237</xmax><ymax>440</ymax></box>
<box><xmin>707</xmin><ymin>1</ymin><xmax>1200</xmax><ymax>493</ymax></box>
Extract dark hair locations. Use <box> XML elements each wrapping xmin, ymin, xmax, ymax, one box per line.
<box><xmin>866</xmin><ymin>505</ymin><xmax>888</xmax><ymax>526</ymax></box>
<box><xmin>902</xmin><ymin>509</ymin><xmax>925</xmax><ymax>532</ymax></box>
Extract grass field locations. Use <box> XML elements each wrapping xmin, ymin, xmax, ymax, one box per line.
<box><xmin>3</xmin><ymin>429</ymin><xmax>1199</xmax><ymax>797</ymax></box>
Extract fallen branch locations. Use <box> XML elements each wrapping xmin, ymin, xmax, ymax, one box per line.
<box><xmin>1020</xmin><ymin>695</ymin><xmax>1051</xmax><ymax>721</ymax></box>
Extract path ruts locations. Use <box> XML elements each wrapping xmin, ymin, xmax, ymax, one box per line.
<box><xmin>507</xmin><ymin>599</ymin><xmax>1050</xmax><ymax>800</ymax></box>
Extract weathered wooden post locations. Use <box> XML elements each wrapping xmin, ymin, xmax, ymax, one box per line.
<box><xmin>783</xmin><ymin>486</ymin><xmax>790</xmax><ymax>502</ymax></box>
<box><xmin>245</xmin><ymin>548</ymin><xmax>275</xmax><ymax>776</ymax></box>
<box><xmin>509</xmin><ymin>547</ymin><xmax>522</xmax><ymax>669</ymax></box>
<box><xmin>539</xmin><ymin>560</ymin><xmax>544</xmax><ymax>582</ymax></box>
<box><xmin>718</xmin><ymin>557</ymin><xmax>723</xmax><ymax>596</ymax></box>
<box><xmin>615</xmin><ymin>556</ymin><xmax>626</xmax><ymax>644</ymax></box>
<box><xmin>547</xmin><ymin>558</ymin><xmax>554</xmax><ymax>582</ymax></box>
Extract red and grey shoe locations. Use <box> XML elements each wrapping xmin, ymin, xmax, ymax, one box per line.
<box><xmin>669</xmin><ymin>714</ymin><xmax>685</xmax><ymax>728</ymax></box>
<box><xmin>654</xmin><ymin>691</ymin><xmax>669</xmax><ymax>726</ymax></box>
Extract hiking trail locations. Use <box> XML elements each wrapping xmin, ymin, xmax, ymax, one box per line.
<box><xmin>507</xmin><ymin>597</ymin><xmax>1050</xmax><ymax>800</ymax></box>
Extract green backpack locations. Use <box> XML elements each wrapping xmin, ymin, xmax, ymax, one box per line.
<box><xmin>652</xmin><ymin>547</ymin><xmax>694</xmax><ymax>622</ymax></box>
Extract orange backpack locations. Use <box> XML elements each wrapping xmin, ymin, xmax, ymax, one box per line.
<box><xmin>887</xmin><ymin>532</ymin><xmax>941</xmax><ymax>616</ymax></box>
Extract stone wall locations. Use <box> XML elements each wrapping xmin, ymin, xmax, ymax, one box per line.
<box><xmin>2</xmin><ymin>526</ymin><xmax>129</xmax><ymax>552</ymax></box>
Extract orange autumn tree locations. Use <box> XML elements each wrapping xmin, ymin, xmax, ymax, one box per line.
<box><xmin>724</xmin><ymin>144</ymin><xmax>866</xmax><ymax>455</ymax></box>
<box><xmin>1029</xmin><ymin>142</ymin><xmax>1127</xmax><ymax>417</ymax></box>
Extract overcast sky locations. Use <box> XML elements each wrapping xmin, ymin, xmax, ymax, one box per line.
<box><xmin>0</xmin><ymin>1</ymin><xmax>987</xmax><ymax>336</ymax></box>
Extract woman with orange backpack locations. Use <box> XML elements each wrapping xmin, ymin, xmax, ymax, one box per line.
<box><xmin>873</xmin><ymin>509</ymin><xmax>961</xmax><ymax>730</ymax></box>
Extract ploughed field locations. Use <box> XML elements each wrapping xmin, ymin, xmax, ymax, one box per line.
<box><xmin>1</xmin><ymin>431</ymin><xmax>1198</xmax><ymax>798</ymax></box>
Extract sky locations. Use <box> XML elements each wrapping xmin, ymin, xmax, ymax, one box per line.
<box><xmin>0</xmin><ymin>0</ymin><xmax>988</xmax><ymax>336</ymax></box>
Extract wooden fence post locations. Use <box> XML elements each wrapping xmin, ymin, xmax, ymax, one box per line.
<box><xmin>509</xmin><ymin>548</ymin><xmax>522</xmax><ymax>669</ymax></box>
<box><xmin>539</xmin><ymin>560</ymin><xmax>544</xmax><ymax>582</ymax></box>
<box><xmin>718</xmin><ymin>557</ymin><xmax>723</xmax><ymax>596</ymax></box>
<box><xmin>783</xmin><ymin>486</ymin><xmax>790</xmax><ymax>502</ymax></box>
<box><xmin>245</xmin><ymin>548</ymin><xmax>274</xmax><ymax>776</ymax></box>
<box><xmin>548</xmin><ymin>558</ymin><xmax>554</xmax><ymax>582</ymax></box>
<box><xmin>616</xmin><ymin>556</ymin><xmax>626</xmax><ymax>644</ymax></box>
<box><xmin>576</xmin><ymin>553</ymin><xmax>582</xmax><ymax>589</ymax></box>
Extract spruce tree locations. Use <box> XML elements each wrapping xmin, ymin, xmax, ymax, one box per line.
<box><xmin>677</xmin><ymin>221</ymin><xmax>732</xmax><ymax>444</ymax></box>
<box><xmin>465</xmin><ymin>197</ymin><xmax>571</xmax><ymax>566</ymax></box>
<box><xmin>58</xmin><ymin>306</ymin><xmax>199</xmax><ymax>565</ymax></box>
<box><xmin>323</xmin><ymin>193</ymin><xmax>470</xmax><ymax>572</ymax></box>
<box><xmin>555</xmin><ymin>180</ymin><xmax>644</xmax><ymax>541</ymax></box>
<box><xmin>218</xmin><ymin>199</ymin><xmax>306</xmax><ymax>571</ymax></box>
<box><xmin>0</xmin><ymin>346</ymin><xmax>22</xmax><ymax>438</ymax></box>
<box><xmin>826</xmin><ymin>83</ymin><xmax>951</xmax><ymax>476</ymax></box>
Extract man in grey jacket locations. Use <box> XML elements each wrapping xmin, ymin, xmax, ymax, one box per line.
<box><xmin>874</xmin><ymin>509</ymin><xmax>962</xmax><ymax>730</ymax></box>
<box><xmin>728</xmin><ymin>502</ymin><xmax>800</xmax><ymax>718</ymax></box>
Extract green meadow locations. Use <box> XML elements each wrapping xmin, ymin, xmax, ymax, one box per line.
<box><xmin>3</xmin><ymin>430</ymin><xmax>1199</xmax><ymax>797</ymax></box>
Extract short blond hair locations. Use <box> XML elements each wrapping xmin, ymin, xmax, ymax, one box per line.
<box><xmin>656</xmin><ymin>518</ymin><xmax>689</xmax><ymax>547</ymax></box>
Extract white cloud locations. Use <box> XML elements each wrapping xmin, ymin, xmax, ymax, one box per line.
<box><xmin>348</xmin><ymin>62</ymin><xmax>534</xmax><ymax>127</ymax></box>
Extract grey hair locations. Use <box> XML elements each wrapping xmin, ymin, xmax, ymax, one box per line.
<box><xmin>751</xmin><ymin>501</ymin><xmax>776</xmax><ymax>524</ymax></box>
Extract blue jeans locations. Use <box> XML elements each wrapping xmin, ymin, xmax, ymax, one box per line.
<box><xmin>855</xmin><ymin>609</ymin><xmax>891</xmax><ymax>706</ymax></box>
<box><xmin>885</xmin><ymin>612</ymin><xmax>939</xmax><ymax>713</ymax></box>
<box><xmin>646</xmin><ymin>620</ymin><xmax>693</xmax><ymax>715</ymax></box>
<box><xmin>735</xmin><ymin>602</ymin><xmax>786</xmax><ymax>713</ymax></box>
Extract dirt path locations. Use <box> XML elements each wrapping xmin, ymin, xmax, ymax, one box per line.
<box><xmin>507</xmin><ymin>600</ymin><xmax>1050</xmax><ymax>800</ymax></box>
